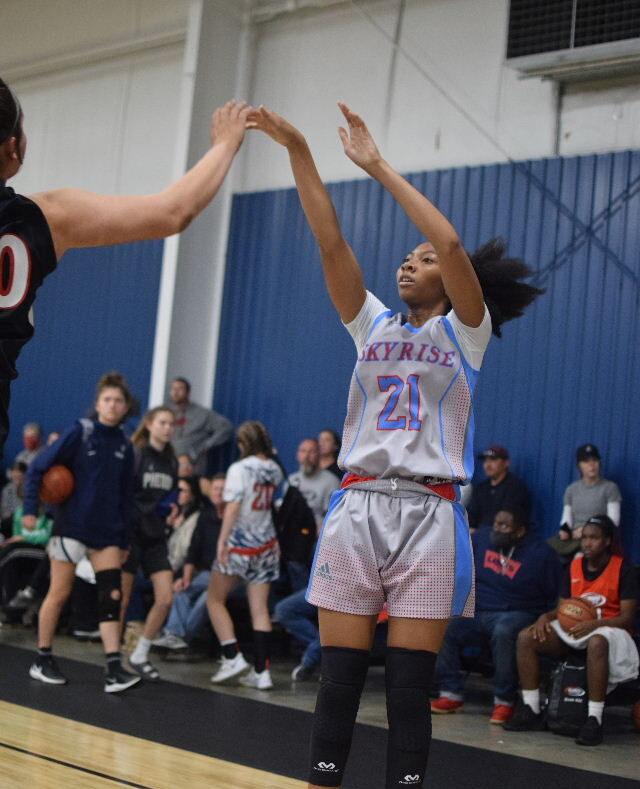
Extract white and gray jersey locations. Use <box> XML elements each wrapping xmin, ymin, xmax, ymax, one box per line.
<box><xmin>339</xmin><ymin>291</ymin><xmax>492</xmax><ymax>483</ymax></box>
<box><xmin>223</xmin><ymin>456</ymin><xmax>284</xmax><ymax>549</ymax></box>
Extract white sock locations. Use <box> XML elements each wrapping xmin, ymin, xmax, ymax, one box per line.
<box><xmin>131</xmin><ymin>636</ymin><xmax>151</xmax><ymax>663</ymax></box>
<box><xmin>588</xmin><ymin>701</ymin><xmax>604</xmax><ymax>724</ymax></box>
<box><xmin>522</xmin><ymin>689</ymin><xmax>540</xmax><ymax>714</ymax></box>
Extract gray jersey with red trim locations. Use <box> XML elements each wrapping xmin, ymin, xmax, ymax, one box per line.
<box><xmin>338</xmin><ymin>292</ymin><xmax>492</xmax><ymax>482</ymax></box>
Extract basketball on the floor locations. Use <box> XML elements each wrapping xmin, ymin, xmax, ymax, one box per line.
<box><xmin>39</xmin><ymin>465</ymin><xmax>74</xmax><ymax>505</ymax></box>
<box><xmin>556</xmin><ymin>596</ymin><xmax>597</xmax><ymax>632</ymax></box>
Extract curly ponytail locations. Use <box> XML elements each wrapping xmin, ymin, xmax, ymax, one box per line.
<box><xmin>469</xmin><ymin>238</ymin><xmax>545</xmax><ymax>338</ymax></box>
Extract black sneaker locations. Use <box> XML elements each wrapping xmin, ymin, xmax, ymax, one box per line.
<box><xmin>575</xmin><ymin>716</ymin><xmax>603</xmax><ymax>746</ymax></box>
<box><xmin>502</xmin><ymin>703</ymin><xmax>546</xmax><ymax>732</ymax></box>
<box><xmin>29</xmin><ymin>657</ymin><xmax>68</xmax><ymax>685</ymax></box>
<box><xmin>104</xmin><ymin>666</ymin><xmax>142</xmax><ymax>694</ymax></box>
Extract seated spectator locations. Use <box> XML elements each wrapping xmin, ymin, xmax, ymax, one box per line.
<box><xmin>282</xmin><ymin>438</ymin><xmax>340</xmax><ymax>591</ymax></box>
<box><xmin>467</xmin><ymin>445</ymin><xmax>531</xmax><ymax>531</ymax></box>
<box><xmin>13</xmin><ymin>423</ymin><xmax>45</xmax><ymax>467</ymax></box>
<box><xmin>154</xmin><ymin>474</ymin><xmax>225</xmax><ymax>652</ymax></box>
<box><xmin>0</xmin><ymin>503</ymin><xmax>53</xmax><ymax>617</ymax></box>
<box><xmin>431</xmin><ymin>508</ymin><xmax>561</xmax><ymax>724</ymax></box>
<box><xmin>1</xmin><ymin>460</ymin><xmax>27</xmax><ymax>537</ymax></box>
<box><xmin>317</xmin><ymin>428</ymin><xmax>341</xmax><ymax>479</ymax></box>
<box><xmin>549</xmin><ymin>444</ymin><xmax>622</xmax><ymax>559</ymax></box>
<box><xmin>275</xmin><ymin>587</ymin><xmax>320</xmax><ymax>681</ymax></box>
<box><xmin>505</xmin><ymin>515</ymin><xmax>638</xmax><ymax>745</ymax></box>
<box><xmin>176</xmin><ymin>453</ymin><xmax>211</xmax><ymax>499</ymax></box>
<box><xmin>167</xmin><ymin>476</ymin><xmax>207</xmax><ymax>573</ymax></box>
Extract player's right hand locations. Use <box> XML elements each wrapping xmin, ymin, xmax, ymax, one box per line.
<box><xmin>22</xmin><ymin>515</ymin><xmax>37</xmax><ymax>532</ymax></box>
<box><xmin>217</xmin><ymin>540</ymin><xmax>230</xmax><ymax>567</ymax></box>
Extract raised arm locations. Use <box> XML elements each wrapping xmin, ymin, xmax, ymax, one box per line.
<box><xmin>337</xmin><ymin>102</ymin><xmax>484</xmax><ymax>328</ymax></box>
<box><xmin>29</xmin><ymin>100</ymin><xmax>252</xmax><ymax>260</ymax></box>
<box><xmin>247</xmin><ymin>106</ymin><xmax>366</xmax><ymax>323</ymax></box>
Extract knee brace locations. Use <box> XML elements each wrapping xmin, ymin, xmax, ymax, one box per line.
<box><xmin>308</xmin><ymin>646</ymin><xmax>370</xmax><ymax>787</ymax></box>
<box><xmin>95</xmin><ymin>568</ymin><xmax>122</xmax><ymax>623</ymax></box>
<box><xmin>385</xmin><ymin>647</ymin><xmax>437</xmax><ymax>789</ymax></box>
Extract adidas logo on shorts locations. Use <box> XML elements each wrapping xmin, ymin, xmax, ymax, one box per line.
<box><xmin>315</xmin><ymin>562</ymin><xmax>333</xmax><ymax>581</ymax></box>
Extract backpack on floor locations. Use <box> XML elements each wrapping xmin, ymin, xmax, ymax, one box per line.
<box><xmin>546</xmin><ymin>654</ymin><xmax>588</xmax><ymax>736</ymax></box>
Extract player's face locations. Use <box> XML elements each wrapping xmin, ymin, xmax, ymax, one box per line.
<box><xmin>397</xmin><ymin>242</ymin><xmax>446</xmax><ymax>307</ymax></box>
<box><xmin>581</xmin><ymin>524</ymin><xmax>610</xmax><ymax>559</ymax></box>
<box><xmin>148</xmin><ymin>410</ymin><xmax>175</xmax><ymax>445</ymax></box>
<box><xmin>297</xmin><ymin>440</ymin><xmax>319</xmax><ymax>473</ymax></box>
<box><xmin>96</xmin><ymin>387</ymin><xmax>128</xmax><ymax>426</ymax></box>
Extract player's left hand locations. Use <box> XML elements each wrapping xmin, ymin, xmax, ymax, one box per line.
<box><xmin>337</xmin><ymin>102</ymin><xmax>382</xmax><ymax>171</ymax></box>
<box><xmin>246</xmin><ymin>106</ymin><xmax>305</xmax><ymax>149</ymax></box>
<box><xmin>212</xmin><ymin>100</ymin><xmax>253</xmax><ymax>151</ymax></box>
<box><xmin>568</xmin><ymin>619</ymin><xmax>600</xmax><ymax>639</ymax></box>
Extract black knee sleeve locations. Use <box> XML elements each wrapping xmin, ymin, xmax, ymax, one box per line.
<box><xmin>95</xmin><ymin>568</ymin><xmax>121</xmax><ymax>623</ymax></box>
<box><xmin>308</xmin><ymin>646</ymin><xmax>370</xmax><ymax>787</ymax></box>
<box><xmin>385</xmin><ymin>647</ymin><xmax>437</xmax><ymax>789</ymax></box>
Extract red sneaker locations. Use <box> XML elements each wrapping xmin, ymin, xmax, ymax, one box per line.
<box><xmin>490</xmin><ymin>704</ymin><xmax>514</xmax><ymax>724</ymax></box>
<box><xmin>431</xmin><ymin>698</ymin><xmax>463</xmax><ymax>714</ymax></box>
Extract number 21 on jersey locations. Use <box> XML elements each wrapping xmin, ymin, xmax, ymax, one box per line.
<box><xmin>377</xmin><ymin>374</ymin><xmax>423</xmax><ymax>430</ymax></box>
<box><xmin>252</xmin><ymin>483</ymin><xmax>276</xmax><ymax>511</ymax></box>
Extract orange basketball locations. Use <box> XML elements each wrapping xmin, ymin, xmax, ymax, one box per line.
<box><xmin>39</xmin><ymin>465</ymin><xmax>74</xmax><ymax>505</ymax></box>
<box><xmin>556</xmin><ymin>596</ymin><xmax>598</xmax><ymax>633</ymax></box>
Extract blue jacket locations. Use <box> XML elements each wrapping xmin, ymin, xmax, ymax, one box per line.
<box><xmin>472</xmin><ymin>528</ymin><xmax>561</xmax><ymax>615</ymax></box>
<box><xmin>23</xmin><ymin>419</ymin><xmax>134</xmax><ymax>549</ymax></box>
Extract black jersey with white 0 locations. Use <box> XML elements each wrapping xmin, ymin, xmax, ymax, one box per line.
<box><xmin>0</xmin><ymin>183</ymin><xmax>57</xmax><ymax>451</ymax></box>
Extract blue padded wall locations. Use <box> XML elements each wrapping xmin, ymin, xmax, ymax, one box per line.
<box><xmin>6</xmin><ymin>240</ymin><xmax>163</xmax><ymax>461</ymax></box>
<box><xmin>216</xmin><ymin>151</ymin><xmax>640</xmax><ymax>561</ymax></box>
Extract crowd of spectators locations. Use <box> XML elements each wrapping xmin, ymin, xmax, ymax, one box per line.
<box><xmin>0</xmin><ymin>380</ymin><xmax>637</xmax><ymax>748</ymax></box>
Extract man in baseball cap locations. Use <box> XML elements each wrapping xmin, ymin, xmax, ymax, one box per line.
<box><xmin>467</xmin><ymin>445</ymin><xmax>531</xmax><ymax>531</ymax></box>
<box><xmin>550</xmin><ymin>443</ymin><xmax>621</xmax><ymax>559</ymax></box>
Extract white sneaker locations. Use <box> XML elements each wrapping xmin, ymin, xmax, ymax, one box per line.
<box><xmin>210</xmin><ymin>653</ymin><xmax>250</xmax><ymax>684</ymax></box>
<box><xmin>152</xmin><ymin>632</ymin><xmax>188</xmax><ymax>650</ymax></box>
<box><xmin>239</xmin><ymin>668</ymin><xmax>273</xmax><ymax>690</ymax></box>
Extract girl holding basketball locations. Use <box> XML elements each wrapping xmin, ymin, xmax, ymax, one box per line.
<box><xmin>24</xmin><ymin>373</ymin><xmax>140</xmax><ymax>692</ymax></box>
<box><xmin>505</xmin><ymin>514</ymin><xmax>638</xmax><ymax>745</ymax></box>
<box><xmin>249</xmin><ymin>103</ymin><xmax>543</xmax><ymax>788</ymax></box>
<box><xmin>0</xmin><ymin>79</ymin><xmax>251</xmax><ymax>459</ymax></box>
<box><xmin>120</xmin><ymin>407</ymin><xmax>178</xmax><ymax>682</ymax></box>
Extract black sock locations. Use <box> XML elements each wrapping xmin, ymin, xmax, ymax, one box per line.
<box><xmin>37</xmin><ymin>646</ymin><xmax>52</xmax><ymax>659</ymax></box>
<box><xmin>385</xmin><ymin>647</ymin><xmax>437</xmax><ymax>789</ymax></box>
<box><xmin>253</xmin><ymin>630</ymin><xmax>271</xmax><ymax>673</ymax></box>
<box><xmin>221</xmin><ymin>640</ymin><xmax>239</xmax><ymax>660</ymax></box>
<box><xmin>106</xmin><ymin>652</ymin><xmax>122</xmax><ymax>672</ymax></box>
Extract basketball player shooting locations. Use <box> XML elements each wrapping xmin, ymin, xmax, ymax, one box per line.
<box><xmin>0</xmin><ymin>79</ymin><xmax>251</xmax><ymax>457</ymax></box>
<box><xmin>248</xmin><ymin>102</ymin><xmax>544</xmax><ymax>789</ymax></box>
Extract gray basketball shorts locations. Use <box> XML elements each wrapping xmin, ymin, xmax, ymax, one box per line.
<box><xmin>212</xmin><ymin>541</ymin><xmax>280</xmax><ymax>585</ymax></box>
<box><xmin>306</xmin><ymin>487</ymin><xmax>474</xmax><ymax>619</ymax></box>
